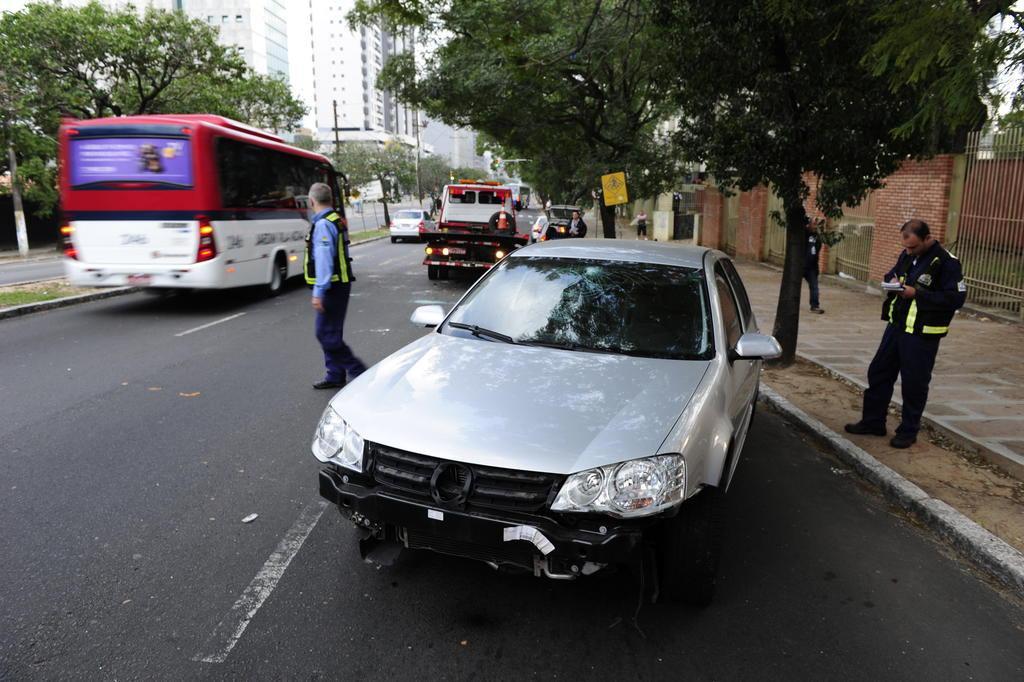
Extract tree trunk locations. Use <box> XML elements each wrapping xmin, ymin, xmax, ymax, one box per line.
<box><xmin>770</xmin><ymin>184</ymin><xmax>809</xmax><ymax>366</ymax></box>
<box><xmin>600</xmin><ymin>201</ymin><xmax>616</xmax><ymax>239</ymax></box>
<box><xmin>8</xmin><ymin>140</ymin><xmax>29</xmax><ymax>257</ymax></box>
<box><xmin>379</xmin><ymin>174</ymin><xmax>391</xmax><ymax>228</ymax></box>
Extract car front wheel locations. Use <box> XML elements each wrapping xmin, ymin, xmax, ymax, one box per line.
<box><xmin>656</xmin><ymin>486</ymin><xmax>723</xmax><ymax>607</ymax></box>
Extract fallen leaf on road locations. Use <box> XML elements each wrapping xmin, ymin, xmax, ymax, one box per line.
<box><xmin>178</xmin><ymin>392</ymin><xmax>201</xmax><ymax>398</ymax></box>
<box><xmin>121</xmin><ymin>382</ymin><xmax>128</xmax><ymax>386</ymax></box>
<box><xmin>241</xmin><ymin>513</ymin><xmax>258</xmax><ymax>524</ymax></box>
<box><xmin>147</xmin><ymin>387</ymin><xmax>162</xmax><ymax>392</ymax></box>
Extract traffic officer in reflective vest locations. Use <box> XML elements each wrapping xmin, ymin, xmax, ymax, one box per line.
<box><xmin>305</xmin><ymin>182</ymin><xmax>367</xmax><ymax>389</ymax></box>
<box><xmin>846</xmin><ymin>219</ymin><xmax>967</xmax><ymax>448</ymax></box>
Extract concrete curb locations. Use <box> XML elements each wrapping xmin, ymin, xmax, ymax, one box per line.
<box><xmin>0</xmin><ymin>234</ymin><xmax>390</xmax><ymax>322</ymax></box>
<box><xmin>759</xmin><ymin>384</ymin><xmax>1024</xmax><ymax>598</ymax></box>
<box><xmin>0</xmin><ymin>286</ymin><xmax>138</xmax><ymax>321</ymax></box>
<box><xmin>349</xmin><ymin>235</ymin><xmax>389</xmax><ymax>246</ymax></box>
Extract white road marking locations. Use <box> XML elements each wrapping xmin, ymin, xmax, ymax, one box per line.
<box><xmin>174</xmin><ymin>312</ymin><xmax>246</xmax><ymax>337</ymax></box>
<box><xmin>193</xmin><ymin>500</ymin><xmax>327</xmax><ymax>664</ymax></box>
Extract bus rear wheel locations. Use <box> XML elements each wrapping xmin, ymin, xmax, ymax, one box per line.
<box><xmin>267</xmin><ymin>256</ymin><xmax>287</xmax><ymax>297</ymax></box>
<box><xmin>427</xmin><ymin>264</ymin><xmax>439</xmax><ymax>280</ymax></box>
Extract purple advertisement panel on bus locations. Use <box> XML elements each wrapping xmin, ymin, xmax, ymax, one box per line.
<box><xmin>70</xmin><ymin>137</ymin><xmax>193</xmax><ymax>187</ymax></box>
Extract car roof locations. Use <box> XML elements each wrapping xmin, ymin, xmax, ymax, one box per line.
<box><xmin>510</xmin><ymin>239</ymin><xmax>715</xmax><ymax>269</ymax></box>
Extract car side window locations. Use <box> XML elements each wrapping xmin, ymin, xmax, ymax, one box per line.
<box><xmin>720</xmin><ymin>259</ymin><xmax>754</xmax><ymax>329</ymax></box>
<box><xmin>715</xmin><ymin>266</ymin><xmax>743</xmax><ymax>349</ymax></box>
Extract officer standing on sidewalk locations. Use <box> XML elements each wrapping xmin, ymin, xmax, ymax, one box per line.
<box><xmin>305</xmin><ymin>182</ymin><xmax>367</xmax><ymax>390</ymax></box>
<box><xmin>845</xmin><ymin>219</ymin><xmax>967</xmax><ymax>448</ymax></box>
<box><xmin>804</xmin><ymin>218</ymin><xmax>825</xmax><ymax>314</ymax></box>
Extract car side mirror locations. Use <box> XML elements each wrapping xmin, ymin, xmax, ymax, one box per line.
<box><xmin>410</xmin><ymin>305</ymin><xmax>446</xmax><ymax>328</ymax></box>
<box><xmin>733</xmin><ymin>332</ymin><xmax>782</xmax><ymax>360</ymax></box>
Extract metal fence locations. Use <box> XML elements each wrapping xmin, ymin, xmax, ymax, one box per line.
<box><xmin>764</xmin><ymin>190</ymin><xmax>786</xmax><ymax>265</ymax></box>
<box><xmin>956</xmin><ymin>128</ymin><xmax>1024</xmax><ymax>318</ymax></box>
<box><xmin>832</xmin><ymin>222</ymin><xmax>873</xmax><ymax>282</ymax></box>
<box><xmin>723</xmin><ymin>192</ymin><xmax>739</xmax><ymax>255</ymax></box>
<box><xmin>831</xmin><ymin>192</ymin><xmax>876</xmax><ymax>282</ymax></box>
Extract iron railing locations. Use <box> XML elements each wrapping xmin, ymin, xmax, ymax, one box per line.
<box><xmin>832</xmin><ymin>222</ymin><xmax>873</xmax><ymax>282</ymax></box>
<box><xmin>956</xmin><ymin>128</ymin><xmax>1024</xmax><ymax>318</ymax></box>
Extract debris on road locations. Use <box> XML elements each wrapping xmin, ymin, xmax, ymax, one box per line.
<box><xmin>241</xmin><ymin>513</ymin><xmax>258</xmax><ymax>524</ymax></box>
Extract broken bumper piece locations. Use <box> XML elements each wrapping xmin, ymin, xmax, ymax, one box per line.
<box><xmin>319</xmin><ymin>467</ymin><xmax>647</xmax><ymax>578</ymax></box>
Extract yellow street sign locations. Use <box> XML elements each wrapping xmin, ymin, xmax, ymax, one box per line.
<box><xmin>601</xmin><ymin>172</ymin><xmax>629</xmax><ymax>206</ymax></box>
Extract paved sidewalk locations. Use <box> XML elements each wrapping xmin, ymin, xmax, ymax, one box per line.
<box><xmin>734</xmin><ymin>261</ymin><xmax>1024</xmax><ymax>477</ymax></box>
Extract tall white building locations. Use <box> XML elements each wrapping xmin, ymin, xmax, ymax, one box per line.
<box><xmin>187</xmin><ymin>1</ymin><xmax>289</xmax><ymax>81</ymax></box>
<box><xmin>301</xmin><ymin>0</ymin><xmax>418</xmax><ymax>146</ymax></box>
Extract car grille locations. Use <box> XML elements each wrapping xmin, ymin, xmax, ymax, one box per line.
<box><xmin>368</xmin><ymin>442</ymin><xmax>562</xmax><ymax>513</ymax></box>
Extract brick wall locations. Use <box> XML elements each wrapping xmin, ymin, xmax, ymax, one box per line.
<box><xmin>735</xmin><ymin>185</ymin><xmax>768</xmax><ymax>259</ymax></box>
<box><xmin>701</xmin><ymin>185</ymin><xmax>723</xmax><ymax>249</ymax></box>
<box><xmin>867</xmin><ymin>156</ymin><xmax>955</xmax><ymax>282</ymax></box>
<box><xmin>696</xmin><ymin>156</ymin><xmax>957</xmax><ymax>279</ymax></box>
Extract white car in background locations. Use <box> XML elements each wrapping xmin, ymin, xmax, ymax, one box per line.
<box><xmin>312</xmin><ymin>240</ymin><xmax>781</xmax><ymax>607</ymax></box>
<box><xmin>389</xmin><ymin>209</ymin><xmax>435</xmax><ymax>243</ymax></box>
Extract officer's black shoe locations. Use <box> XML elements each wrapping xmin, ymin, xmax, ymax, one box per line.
<box><xmin>890</xmin><ymin>433</ymin><xmax>917</xmax><ymax>449</ymax></box>
<box><xmin>844</xmin><ymin>421</ymin><xmax>887</xmax><ymax>436</ymax></box>
<box><xmin>810</xmin><ymin>307</ymin><xmax>825</xmax><ymax>314</ymax></box>
<box><xmin>313</xmin><ymin>378</ymin><xmax>346</xmax><ymax>390</ymax></box>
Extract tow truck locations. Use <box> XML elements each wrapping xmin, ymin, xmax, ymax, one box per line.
<box><xmin>422</xmin><ymin>180</ymin><xmax>528</xmax><ymax>280</ymax></box>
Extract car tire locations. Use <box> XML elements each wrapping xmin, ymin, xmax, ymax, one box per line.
<box><xmin>439</xmin><ymin>266</ymin><xmax>450</xmax><ymax>280</ymax></box>
<box><xmin>656</xmin><ymin>486</ymin><xmax>723</xmax><ymax>607</ymax></box>
<box><xmin>427</xmin><ymin>264</ymin><xmax>439</xmax><ymax>280</ymax></box>
<box><xmin>391</xmin><ymin>237</ymin><xmax>397</xmax><ymax>243</ymax></box>
<box><xmin>266</xmin><ymin>255</ymin><xmax>287</xmax><ymax>297</ymax></box>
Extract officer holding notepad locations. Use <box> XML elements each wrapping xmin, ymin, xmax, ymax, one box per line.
<box><xmin>845</xmin><ymin>219</ymin><xmax>967</xmax><ymax>449</ymax></box>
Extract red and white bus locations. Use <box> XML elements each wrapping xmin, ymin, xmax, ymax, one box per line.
<box><xmin>58</xmin><ymin>114</ymin><xmax>345</xmax><ymax>294</ymax></box>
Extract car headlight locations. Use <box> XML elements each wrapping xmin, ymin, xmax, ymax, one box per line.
<box><xmin>311</xmin><ymin>404</ymin><xmax>365</xmax><ymax>472</ymax></box>
<box><xmin>551</xmin><ymin>455</ymin><xmax>686</xmax><ymax>518</ymax></box>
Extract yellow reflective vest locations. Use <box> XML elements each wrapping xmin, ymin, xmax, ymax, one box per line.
<box><xmin>304</xmin><ymin>210</ymin><xmax>353</xmax><ymax>285</ymax></box>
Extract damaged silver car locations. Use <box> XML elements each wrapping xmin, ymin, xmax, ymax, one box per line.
<box><xmin>312</xmin><ymin>240</ymin><xmax>780</xmax><ymax>606</ymax></box>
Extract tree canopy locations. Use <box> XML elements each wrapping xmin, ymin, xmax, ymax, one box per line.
<box><xmin>0</xmin><ymin>0</ymin><xmax>306</xmax><ymax>217</ymax></box>
<box><xmin>350</xmin><ymin>0</ymin><xmax>683</xmax><ymax>235</ymax></box>
<box><xmin>349</xmin><ymin>0</ymin><xmax>1010</xmax><ymax>363</ymax></box>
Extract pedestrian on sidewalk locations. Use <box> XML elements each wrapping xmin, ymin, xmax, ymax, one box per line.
<box><xmin>567</xmin><ymin>210</ymin><xmax>587</xmax><ymax>238</ymax></box>
<box><xmin>845</xmin><ymin>219</ymin><xmax>967</xmax><ymax>448</ymax></box>
<box><xmin>634</xmin><ymin>210</ymin><xmax>649</xmax><ymax>239</ymax></box>
<box><xmin>804</xmin><ymin>218</ymin><xmax>825</xmax><ymax>314</ymax></box>
<box><xmin>304</xmin><ymin>182</ymin><xmax>367</xmax><ymax>390</ymax></box>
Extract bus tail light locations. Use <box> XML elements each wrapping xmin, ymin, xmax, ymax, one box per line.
<box><xmin>196</xmin><ymin>216</ymin><xmax>217</xmax><ymax>262</ymax></box>
<box><xmin>60</xmin><ymin>225</ymin><xmax>77</xmax><ymax>259</ymax></box>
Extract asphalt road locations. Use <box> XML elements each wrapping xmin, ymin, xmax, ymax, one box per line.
<box><xmin>1</xmin><ymin>228</ymin><xmax>1022</xmax><ymax>680</ymax></box>
<box><xmin>0</xmin><ymin>257</ymin><xmax>63</xmax><ymax>286</ymax></box>
<box><xmin>0</xmin><ymin>201</ymin><xmax>425</xmax><ymax>286</ymax></box>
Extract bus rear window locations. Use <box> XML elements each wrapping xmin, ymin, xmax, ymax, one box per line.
<box><xmin>69</xmin><ymin>137</ymin><xmax>193</xmax><ymax>188</ymax></box>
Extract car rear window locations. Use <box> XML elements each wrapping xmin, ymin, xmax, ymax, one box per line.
<box><xmin>395</xmin><ymin>210</ymin><xmax>422</xmax><ymax>219</ymax></box>
<box><xmin>445</xmin><ymin>256</ymin><xmax>714</xmax><ymax>360</ymax></box>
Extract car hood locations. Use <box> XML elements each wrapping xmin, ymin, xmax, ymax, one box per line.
<box><xmin>328</xmin><ymin>333</ymin><xmax>710</xmax><ymax>475</ymax></box>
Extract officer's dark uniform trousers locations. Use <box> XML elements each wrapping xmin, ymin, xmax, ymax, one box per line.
<box><xmin>316</xmin><ymin>283</ymin><xmax>365</xmax><ymax>383</ymax></box>
<box><xmin>862</xmin><ymin>325</ymin><xmax>941</xmax><ymax>437</ymax></box>
<box><xmin>860</xmin><ymin>242</ymin><xmax>965</xmax><ymax>437</ymax></box>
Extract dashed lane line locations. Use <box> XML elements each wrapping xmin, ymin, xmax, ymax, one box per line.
<box><xmin>174</xmin><ymin>312</ymin><xmax>247</xmax><ymax>337</ymax></box>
